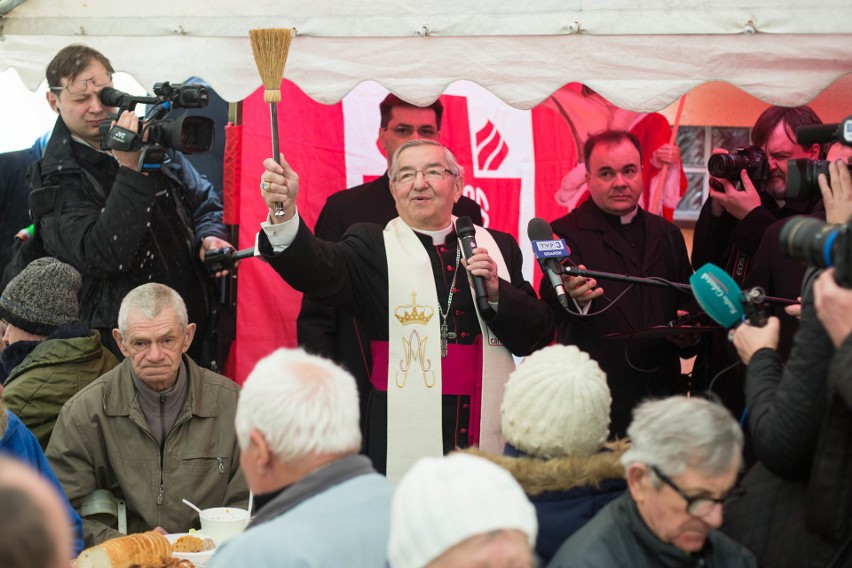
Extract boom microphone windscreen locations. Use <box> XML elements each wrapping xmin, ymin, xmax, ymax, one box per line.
<box><xmin>689</xmin><ymin>264</ymin><xmax>746</xmax><ymax>329</ymax></box>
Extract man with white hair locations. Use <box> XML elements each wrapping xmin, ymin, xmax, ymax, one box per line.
<box><xmin>548</xmin><ymin>396</ymin><xmax>756</xmax><ymax>567</ymax></box>
<box><xmin>47</xmin><ymin>283</ymin><xmax>247</xmax><ymax>546</ymax></box>
<box><xmin>388</xmin><ymin>453</ymin><xmax>538</xmax><ymax>568</ymax></box>
<box><xmin>207</xmin><ymin>348</ymin><xmax>394</xmax><ymax>568</ymax></box>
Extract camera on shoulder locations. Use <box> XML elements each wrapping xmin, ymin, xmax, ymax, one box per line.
<box><xmin>98</xmin><ymin>82</ymin><xmax>215</xmax><ymax>168</ymax></box>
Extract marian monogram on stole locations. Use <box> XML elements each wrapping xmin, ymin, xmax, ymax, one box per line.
<box><xmin>393</xmin><ymin>292</ymin><xmax>437</xmax><ymax>389</ymax></box>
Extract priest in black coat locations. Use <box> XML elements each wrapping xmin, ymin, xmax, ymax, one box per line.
<box><xmin>297</xmin><ymin>95</ymin><xmax>481</xmax><ymax>435</ymax></box>
<box><xmin>257</xmin><ymin>139</ymin><xmax>553</xmax><ymax>477</ymax></box>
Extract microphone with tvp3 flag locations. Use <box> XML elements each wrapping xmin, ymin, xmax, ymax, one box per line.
<box><xmin>689</xmin><ymin>263</ymin><xmax>768</xmax><ymax>331</ymax></box>
<box><xmin>527</xmin><ymin>218</ymin><xmax>571</xmax><ymax>311</ymax></box>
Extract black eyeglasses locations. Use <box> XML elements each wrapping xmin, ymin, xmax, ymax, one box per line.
<box><xmin>50</xmin><ymin>72</ymin><xmax>113</xmax><ymax>95</ymax></box>
<box><xmin>383</xmin><ymin>125</ymin><xmax>439</xmax><ymax>138</ymax></box>
<box><xmin>650</xmin><ymin>465</ymin><xmax>745</xmax><ymax>517</ymax></box>
<box><xmin>394</xmin><ymin>167</ymin><xmax>456</xmax><ymax>186</ymax></box>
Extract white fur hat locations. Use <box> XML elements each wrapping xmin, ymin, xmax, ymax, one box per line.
<box><xmin>501</xmin><ymin>344</ymin><xmax>611</xmax><ymax>458</ymax></box>
<box><xmin>387</xmin><ymin>454</ymin><xmax>537</xmax><ymax>568</ymax></box>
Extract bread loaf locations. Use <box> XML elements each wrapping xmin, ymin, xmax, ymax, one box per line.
<box><xmin>76</xmin><ymin>531</ymin><xmax>173</xmax><ymax>568</ymax></box>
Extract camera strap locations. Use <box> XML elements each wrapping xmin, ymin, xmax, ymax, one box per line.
<box><xmin>105</xmin><ymin>125</ymin><xmax>142</xmax><ymax>152</ymax></box>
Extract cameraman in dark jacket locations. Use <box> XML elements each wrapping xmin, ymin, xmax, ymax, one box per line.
<box><xmin>690</xmin><ymin>105</ymin><xmax>823</xmax><ymax>422</ymax></box>
<box><xmin>727</xmin><ymin>151</ymin><xmax>852</xmax><ymax>567</ymax></box>
<box><xmin>28</xmin><ymin>44</ymin><xmax>232</xmax><ymax>365</ymax></box>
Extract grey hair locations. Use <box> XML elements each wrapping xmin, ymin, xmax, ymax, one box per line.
<box><xmin>235</xmin><ymin>348</ymin><xmax>362</xmax><ymax>462</ymax></box>
<box><xmin>621</xmin><ymin>396</ymin><xmax>743</xmax><ymax>479</ymax></box>
<box><xmin>117</xmin><ymin>283</ymin><xmax>188</xmax><ymax>334</ymax></box>
<box><xmin>389</xmin><ymin>139</ymin><xmax>464</xmax><ymax>182</ymax></box>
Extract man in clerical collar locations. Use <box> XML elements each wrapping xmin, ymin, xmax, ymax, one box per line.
<box><xmin>256</xmin><ymin>140</ymin><xmax>553</xmax><ymax>479</ymax></box>
<box><xmin>541</xmin><ymin>130</ymin><xmax>696</xmax><ymax>439</ymax></box>
<box><xmin>46</xmin><ymin>283</ymin><xmax>248</xmax><ymax>546</ymax></box>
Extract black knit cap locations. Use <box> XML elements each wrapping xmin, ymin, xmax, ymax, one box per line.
<box><xmin>0</xmin><ymin>258</ymin><xmax>81</xmax><ymax>336</ymax></box>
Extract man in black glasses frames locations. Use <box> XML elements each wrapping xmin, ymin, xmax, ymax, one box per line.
<box><xmin>296</xmin><ymin>94</ymin><xmax>481</xmax><ymax>436</ymax></box>
<box><xmin>549</xmin><ymin>396</ymin><xmax>755</xmax><ymax>567</ymax></box>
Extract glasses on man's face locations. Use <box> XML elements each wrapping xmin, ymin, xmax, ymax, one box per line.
<box><xmin>650</xmin><ymin>465</ymin><xmax>745</xmax><ymax>517</ymax></box>
<box><xmin>394</xmin><ymin>167</ymin><xmax>456</xmax><ymax>186</ymax></box>
<box><xmin>384</xmin><ymin>125</ymin><xmax>439</xmax><ymax>139</ymax></box>
<box><xmin>51</xmin><ymin>72</ymin><xmax>113</xmax><ymax>95</ymax></box>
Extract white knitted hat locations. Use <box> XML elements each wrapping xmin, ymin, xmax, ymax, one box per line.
<box><xmin>501</xmin><ymin>344</ymin><xmax>611</xmax><ymax>458</ymax></box>
<box><xmin>387</xmin><ymin>454</ymin><xmax>538</xmax><ymax>568</ymax></box>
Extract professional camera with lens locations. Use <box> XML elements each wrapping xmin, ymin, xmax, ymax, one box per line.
<box><xmin>707</xmin><ymin>145</ymin><xmax>770</xmax><ymax>187</ymax></box>
<box><xmin>98</xmin><ymin>81</ymin><xmax>215</xmax><ymax>166</ymax></box>
<box><xmin>787</xmin><ymin>159</ymin><xmax>852</xmax><ymax>201</ymax></box>
<box><xmin>779</xmin><ymin>216</ymin><xmax>852</xmax><ymax>288</ymax></box>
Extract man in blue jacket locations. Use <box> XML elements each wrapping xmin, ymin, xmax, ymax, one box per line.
<box><xmin>0</xmin><ymin>397</ymin><xmax>84</xmax><ymax>557</ymax></box>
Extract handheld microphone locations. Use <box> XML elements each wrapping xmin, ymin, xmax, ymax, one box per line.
<box><xmin>690</xmin><ymin>264</ymin><xmax>766</xmax><ymax>328</ymax></box>
<box><xmin>455</xmin><ymin>216</ymin><xmax>496</xmax><ymax>318</ymax></box>
<box><xmin>527</xmin><ymin>218</ymin><xmax>571</xmax><ymax>311</ymax></box>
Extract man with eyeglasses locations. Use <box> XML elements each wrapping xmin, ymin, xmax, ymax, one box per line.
<box><xmin>540</xmin><ymin>130</ymin><xmax>696</xmax><ymax>439</ymax></box>
<box><xmin>548</xmin><ymin>396</ymin><xmax>756</xmax><ymax>567</ymax></box>
<box><xmin>297</xmin><ymin>95</ymin><xmax>481</xmax><ymax>438</ymax></box>
<box><xmin>257</xmin><ymin>139</ymin><xmax>553</xmax><ymax>480</ymax></box>
<box><xmin>20</xmin><ymin>44</ymin><xmax>232</xmax><ymax>366</ymax></box>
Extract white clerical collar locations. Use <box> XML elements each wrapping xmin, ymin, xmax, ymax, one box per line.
<box><xmin>413</xmin><ymin>223</ymin><xmax>454</xmax><ymax>245</ymax></box>
<box><xmin>620</xmin><ymin>206</ymin><xmax>640</xmax><ymax>225</ymax></box>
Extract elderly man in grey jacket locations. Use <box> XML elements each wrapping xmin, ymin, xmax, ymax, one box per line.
<box><xmin>548</xmin><ymin>396</ymin><xmax>756</xmax><ymax>568</ymax></box>
<box><xmin>46</xmin><ymin>283</ymin><xmax>248</xmax><ymax>546</ymax></box>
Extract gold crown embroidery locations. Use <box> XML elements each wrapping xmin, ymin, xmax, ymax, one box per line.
<box><xmin>394</xmin><ymin>292</ymin><xmax>434</xmax><ymax>326</ymax></box>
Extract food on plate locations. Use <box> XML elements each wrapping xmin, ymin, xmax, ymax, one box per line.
<box><xmin>76</xmin><ymin>531</ymin><xmax>173</xmax><ymax>568</ymax></box>
<box><xmin>129</xmin><ymin>559</ymin><xmax>195</xmax><ymax>568</ymax></box>
<box><xmin>172</xmin><ymin>534</ymin><xmax>216</xmax><ymax>553</ymax></box>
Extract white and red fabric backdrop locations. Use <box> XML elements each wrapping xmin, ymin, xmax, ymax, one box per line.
<box><xmin>229</xmin><ymin>80</ymin><xmax>680</xmax><ymax>383</ymax></box>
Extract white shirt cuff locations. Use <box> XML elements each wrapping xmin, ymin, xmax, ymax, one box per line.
<box><xmin>261</xmin><ymin>209</ymin><xmax>300</xmax><ymax>253</ymax></box>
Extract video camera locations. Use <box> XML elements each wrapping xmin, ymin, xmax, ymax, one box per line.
<box><xmin>786</xmin><ymin>116</ymin><xmax>852</xmax><ymax>201</ymax></box>
<box><xmin>99</xmin><ymin>82</ymin><xmax>215</xmax><ymax>168</ymax></box>
<box><xmin>779</xmin><ymin>217</ymin><xmax>852</xmax><ymax>288</ymax></box>
<box><xmin>778</xmin><ymin>115</ymin><xmax>852</xmax><ymax>288</ymax></box>
<box><xmin>707</xmin><ymin>145</ymin><xmax>770</xmax><ymax>187</ymax></box>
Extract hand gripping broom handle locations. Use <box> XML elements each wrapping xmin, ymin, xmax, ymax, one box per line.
<box><xmin>269</xmin><ymin>104</ymin><xmax>285</xmax><ymax>216</ymax></box>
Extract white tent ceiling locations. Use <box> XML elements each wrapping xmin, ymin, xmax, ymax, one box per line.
<box><xmin>1</xmin><ymin>0</ymin><xmax>850</xmax><ymax>112</ymax></box>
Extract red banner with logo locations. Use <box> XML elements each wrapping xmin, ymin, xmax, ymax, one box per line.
<box><xmin>232</xmin><ymin>80</ymin><xmax>682</xmax><ymax>383</ymax></box>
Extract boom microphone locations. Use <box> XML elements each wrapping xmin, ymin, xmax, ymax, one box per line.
<box><xmin>690</xmin><ymin>263</ymin><xmax>767</xmax><ymax>328</ymax></box>
<box><xmin>527</xmin><ymin>218</ymin><xmax>570</xmax><ymax>311</ymax></box>
<box><xmin>795</xmin><ymin>118</ymin><xmax>852</xmax><ymax>147</ymax></box>
<box><xmin>455</xmin><ymin>216</ymin><xmax>496</xmax><ymax>318</ymax></box>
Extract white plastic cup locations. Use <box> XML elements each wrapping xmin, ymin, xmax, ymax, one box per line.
<box><xmin>199</xmin><ymin>507</ymin><xmax>250</xmax><ymax>542</ymax></box>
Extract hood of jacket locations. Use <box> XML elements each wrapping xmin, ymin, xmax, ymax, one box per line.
<box><xmin>5</xmin><ymin>329</ymin><xmax>113</xmax><ymax>384</ymax></box>
<box><xmin>462</xmin><ymin>440</ymin><xmax>629</xmax><ymax>496</ymax></box>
